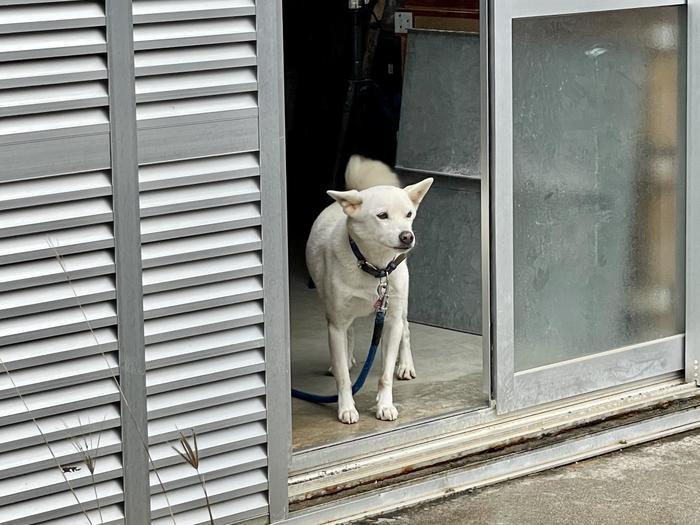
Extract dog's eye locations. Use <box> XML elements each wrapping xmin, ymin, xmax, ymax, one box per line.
<box><xmin>376</xmin><ymin>212</ymin><xmax>389</xmax><ymax>220</ymax></box>
<box><xmin>406</xmin><ymin>211</ymin><xmax>413</xmax><ymax>218</ymax></box>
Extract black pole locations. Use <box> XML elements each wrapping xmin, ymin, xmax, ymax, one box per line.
<box><xmin>332</xmin><ymin>0</ymin><xmax>368</xmax><ymax>190</ymax></box>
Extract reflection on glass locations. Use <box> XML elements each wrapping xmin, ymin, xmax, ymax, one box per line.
<box><xmin>512</xmin><ymin>7</ymin><xmax>685</xmax><ymax>372</ymax></box>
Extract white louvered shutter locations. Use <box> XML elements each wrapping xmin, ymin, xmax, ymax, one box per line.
<box><xmin>132</xmin><ymin>2</ymin><xmax>269</xmax><ymax>523</ymax></box>
<box><xmin>0</xmin><ymin>1</ymin><xmax>124</xmax><ymax>523</ymax></box>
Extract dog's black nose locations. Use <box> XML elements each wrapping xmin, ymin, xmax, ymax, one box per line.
<box><xmin>399</xmin><ymin>231</ymin><xmax>414</xmax><ymax>246</ymax></box>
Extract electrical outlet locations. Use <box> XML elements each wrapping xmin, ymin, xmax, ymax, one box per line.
<box><xmin>394</xmin><ymin>11</ymin><xmax>413</xmax><ymax>34</ymax></box>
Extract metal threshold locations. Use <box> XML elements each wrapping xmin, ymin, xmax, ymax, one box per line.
<box><xmin>281</xmin><ymin>384</ymin><xmax>700</xmax><ymax>524</ymax></box>
<box><xmin>289</xmin><ymin>375</ymin><xmax>699</xmax><ymax>506</ymax></box>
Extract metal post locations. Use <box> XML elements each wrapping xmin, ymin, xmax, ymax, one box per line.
<box><xmin>105</xmin><ymin>1</ymin><xmax>149</xmax><ymax>521</ymax></box>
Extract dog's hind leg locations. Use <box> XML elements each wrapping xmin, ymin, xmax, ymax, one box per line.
<box><xmin>396</xmin><ymin>317</ymin><xmax>416</xmax><ymax>380</ymax></box>
<box><xmin>328</xmin><ymin>321</ymin><xmax>359</xmax><ymax>424</ymax></box>
<box><xmin>346</xmin><ymin>325</ymin><xmax>356</xmax><ymax>370</ymax></box>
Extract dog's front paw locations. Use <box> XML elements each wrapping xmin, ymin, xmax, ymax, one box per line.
<box><xmin>338</xmin><ymin>406</ymin><xmax>360</xmax><ymax>424</ymax></box>
<box><xmin>376</xmin><ymin>404</ymin><xmax>399</xmax><ymax>421</ymax></box>
<box><xmin>396</xmin><ymin>362</ymin><xmax>416</xmax><ymax>380</ymax></box>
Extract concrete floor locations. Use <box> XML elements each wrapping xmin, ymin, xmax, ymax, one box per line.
<box><xmin>289</xmin><ymin>252</ymin><xmax>487</xmax><ymax>450</ymax></box>
<box><xmin>356</xmin><ymin>429</ymin><xmax>700</xmax><ymax>525</ymax></box>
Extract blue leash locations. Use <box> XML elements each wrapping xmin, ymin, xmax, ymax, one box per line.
<box><xmin>291</xmin><ymin>310</ymin><xmax>385</xmax><ymax>404</ymax></box>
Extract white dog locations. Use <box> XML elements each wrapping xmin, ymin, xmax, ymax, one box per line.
<box><xmin>306</xmin><ymin>155</ymin><xmax>433</xmax><ymax>424</ymax></box>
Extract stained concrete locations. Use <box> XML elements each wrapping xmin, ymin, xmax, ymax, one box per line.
<box><xmin>289</xmin><ymin>252</ymin><xmax>487</xmax><ymax>451</ymax></box>
<box><xmin>356</xmin><ymin>429</ymin><xmax>700</xmax><ymax>525</ymax></box>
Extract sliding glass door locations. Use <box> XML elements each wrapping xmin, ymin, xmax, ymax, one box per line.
<box><xmin>492</xmin><ymin>0</ymin><xmax>692</xmax><ymax>412</ymax></box>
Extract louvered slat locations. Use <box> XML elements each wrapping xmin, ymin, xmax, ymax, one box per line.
<box><xmin>0</xmin><ymin>328</ymin><xmax>117</xmax><ymax>371</ymax></box>
<box><xmin>142</xmin><ymin>252</ymin><xmax>262</xmax><ymax>293</ymax></box>
<box><xmin>0</xmin><ymin>353</ymin><xmax>118</xmax><ymax>399</ymax></box>
<box><xmin>0</xmin><ymin>250</ymin><xmax>114</xmax><ymax>292</ymax></box>
<box><xmin>0</xmin><ymin>107</ymin><xmax>109</xmax><ymax>142</ymax></box>
<box><xmin>147</xmin><ymin>374</ymin><xmax>265</xmax><ymax>419</ymax></box>
<box><xmin>0</xmin><ymin>172</ymin><xmax>112</xmax><ymax>210</ymax></box>
<box><xmin>148</xmin><ymin>397</ymin><xmax>267</xmax><ymax>445</ymax></box>
<box><xmin>0</xmin><ymin>55</ymin><xmax>108</xmax><ymax>89</ymax></box>
<box><xmin>135</xmin><ymin>68</ymin><xmax>256</xmax><ymax>102</ymax></box>
<box><xmin>135</xmin><ymin>42</ymin><xmax>255</xmax><ymax>76</ymax></box>
<box><xmin>141</xmin><ymin>203</ymin><xmax>261</xmax><ymax>242</ymax></box>
<box><xmin>141</xmin><ymin>228</ymin><xmax>261</xmax><ymax>268</ymax></box>
<box><xmin>0</xmin><ymin>80</ymin><xmax>108</xmax><ymax>116</ymax></box>
<box><xmin>149</xmin><ymin>446</ymin><xmax>266</xmax><ymax>494</ymax></box>
<box><xmin>133</xmin><ymin>18</ymin><xmax>256</xmax><ymax>50</ymax></box>
<box><xmin>143</xmin><ymin>277</ymin><xmax>263</xmax><ymax>320</ymax></box>
<box><xmin>0</xmin><ymin>453</ymin><xmax>121</xmax><ymax>506</ymax></box>
<box><xmin>0</xmin><ymin>379</ymin><xmax>119</xmax><ymax>426</ymax></box>
<box><xmin>140</xmin><ymin>178</ymin><xmax>260</xmax><ymax>217</ymax></box>
<box><xmin>0</xmin><ymin>275</ymin><xmax>115</xmax><ymax>318</ymax></box>
<box><xmin>132</xmin><ymin>0</ymin><xmax>255</xmax><ymax>24</ymax></box>
<box><xmin>139</xmin><ymin>153</ymin><xmax>259</xmax><ymax>190</ymax></box>
<box><xmin>151</xmin><ymin>493</ymin><xmax>268</xmax><ymax>525</ymax></box>
<box><xmin>0</xmin><ymin>198</ymin><xmax>112</xmax><ymax>237</ymax></box>
<box><xmin>0</xmin><ymin>224</ymin><xmax>114</xmax><ymax>265</ymax></box>
<box><xmin>39</xmin><ymin>504</ymin><xmax>125</xmax><ymax>525</ymax></box>
<box><xmin>0</xmin><ymin>404</ymin><xmax>120</xmax><ymax>454</ymax></box>
<box><xmin>0</xmin><ymin>429</ymin><xmax>120</xmax><ymax>480</ymax></box>
<box><xmin>144</xmin><ymin>302</ymin><xmax>263</xmax><ymax>345</ymax></box>
<box><xmin>0</xmin><ymin>302</ymin><xmax>117</xmax><ymax>346</ymax></box>
<box><xmin>0</xmin><ymin>28</ymin><xmax>106</xmax><ymax>62</ymax></box>
<box><xmin>0</xmin><ymin>479</ymin><xmax>122</xmax><ymax>524</ymax></box>
<box><xmin>0</xmin><ymin>2</ymin><xmax>105</xmax><ymax>34</ymax></box>
<box><xmin>145</xmin><ymin>325</ymin><xmax>264</xmax><ymax>369</ymax></box>
<box><xmin>150</xmin><ymin>469</ymin><xmax>266</xmax><ymax>519</ymax></box>
<box><xmin>0</xmin><ymin>1</ymin><xmax>93</xmax><ymax>5</ymax></box>
<box><xmin>146</xmin><ymin>350</ymin><xmax>264</xmax><ymax>394</ymax></box>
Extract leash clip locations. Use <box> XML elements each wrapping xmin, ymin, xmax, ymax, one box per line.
<box><xmin>374</xmin><ymin>276</ymin><xmax>389</xmax><ymax>312</ymax></box>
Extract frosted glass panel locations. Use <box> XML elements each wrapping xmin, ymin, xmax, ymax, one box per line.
<box><xmin>512</xmin><ymin>7</ymin><xmax>685</xmax><ymax>372</ymax></box>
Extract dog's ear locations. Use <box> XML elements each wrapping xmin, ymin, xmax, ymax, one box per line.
<box><xmin>404</xmin><ymin>178</ymin><xmax>434</xmax><ymax>207</ymax></box>
<box><xmin>327</xmin><ymin>189</ymin><xmax>363</xmax><ymax>216</ymax></box>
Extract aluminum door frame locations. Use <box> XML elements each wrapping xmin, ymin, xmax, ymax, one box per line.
<box><xmin>491</xmin><ymin>0</ymin><xmax>694</xmax><ymax>414</ymax></box>
<box><xmin>685</xmin><ymin>0</ymin><xmax>700</xmax><ymax>386</ymax></box>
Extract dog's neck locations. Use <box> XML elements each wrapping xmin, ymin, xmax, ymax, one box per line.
<box><xmin>346</xmin><ymin>231</ymin><xmax>401</xmax><ymax>270</ymax></box>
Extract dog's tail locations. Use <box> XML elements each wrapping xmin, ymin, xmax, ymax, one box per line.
<box><xmin>345</xmin><ymin>154</ymin><xmax>400</xmax><ymax>191</ymax></box>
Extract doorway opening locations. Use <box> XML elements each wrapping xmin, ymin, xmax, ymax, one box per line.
<box><xmin>282</xmin><ymin>0</ymin><xmax>490</xmax><ymax>451</ymax></box>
